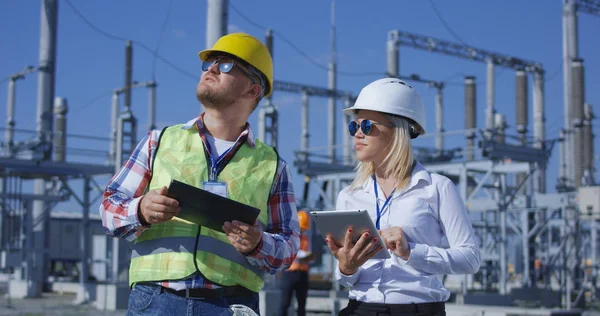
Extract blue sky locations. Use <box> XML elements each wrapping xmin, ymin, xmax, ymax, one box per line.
<box><xmin>1</xmin><ymin>1</ymin><xmax>599</xmax><ymax>212</ymax></box>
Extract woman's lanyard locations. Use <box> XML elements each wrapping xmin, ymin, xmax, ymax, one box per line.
<box><xmin>373</xmin><ymin>179</ymin><xmax>396</xmax><ymax>230</ymax></box>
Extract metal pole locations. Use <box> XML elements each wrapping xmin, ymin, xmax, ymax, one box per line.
<box><xmin>486</xmin><ymin>58</ymin><xmax>495</xmax><ymax>139</ymax></box>
<box><xmin>592</xmin><ymin>220</ymin><xmax>598</xmax><ymax>283</ymax></box>
<box><xmin>148</xmin><ymin>81</ymin><xmax>157</xmax><ymax>131</ymax></box>
<box><xmin>79</xmin><ymin>177</ymin><xmax>91</xmax><ymax>303</ymax></box>
<box><xmin>563</xmin><ymin>0</ymin><xmax>578</xmax><ymax>187</ymax></box>
<box><xmin>495</xmin><ymin>113</ymin><xmax>506</xmax><ymax>144</ymax></box>
<box><xmin>203</xmin><ymin>0</ymin><xmax>228</xmax><ymax>115</ymax></box>
<box><xmin>31</xmin><ymin>0</ymin><xmax>58</xmax><ymax>298</ymax></box>
<box><xmin>265</xmin><ymin>29</ymin><xmax>274</xmax><ymax>103</ymax></box>
<box><xmin>386</xmin><ymin>30</ymin><xmax>400</xmax><ymax>77</ymax></box>
<box><xmin>206</xmin><ymin>0</ymin><xmax>228</xmax><ymax>49</ymax></box>
<box><xmin>516</xmin><ymin>70</ymin><xmax>528</xmax><ymax>192</ymax></box>
<box><xmin>533</xmin><ymin>71</ymin><xmax>546</xmax><ymax>193</ymax></box>
<box><xmin>328</xmin><ymin>0</ymin><xmax>337</xmax><ymax>164</ymax></box>
<box><xmin>52</xmin><ymin>97</ymin><xmax>67</xmax><ymax>163</ymax></box>
<box><xmin>560</xmin><ymin>129</ymin><xmax>567</xmax><ymax>186</ymax></box>
<box><xmin>301</xmin><ymin>91</ymin><xmax>309</xmax><ymax>161</ymax></box>
<box><xmin>109</xmin><ymin>91</ymin><xmax>119</xmax><ymax>164</ymax></box>
<box><xmin>257</xmin><ymin>29</ymin><xmax>277</xmax><ymax>148</ymax></box>
<box><xmin>499</xmin><ymin>175</ymin><xmax>508</xmax><ymax>295</ymax></box>
<box><xmin>343</xmin><ymin>97</ymin><xmax>352</xmax><ymax>165</ymax></box>
<box><xmin>435</xmin><ymin>85</ymin><xmax>444</xmax><ymax>156</ymax></box>
<box><xmin>571</xmin><ymin>58</ymin><xmax>584</xmax><ymax>187</ymax></box>
<box><xmin>0</xmin><ymin>177</ymin><xmax>5</xmax><ymax>250</ymax></box>
<box><xmin>24</xmin><ymin>201</ymin><xmax>34</xmax><ymax>297</ymax></box>
<box><xmin>459</xmin><ymin>166</ymin><xmax>469</xmax><ymax>294</ymax></box>
<box><xmin>522</xmin><ymin>211</ymin><xmax>530</xmax><ymax>287</ymax></box>
<box><xmin>35</xmin><ymin>0</ymin><xmax>58</xmax><ymax>149</ymax></box>
<box><xmin>331</xmin><ymin>177</ymin><xmax>341</xmax><ymax>315</ymax></box>
<box><xmin>516</xmin><ymin>70</ymin><xmax>528</xmax><ymax>144</ymax></box>
<box><xmin>257</xmin><ymin>107</ymin><xmax>266</xmax><ymax>143</ymax></box>
<box><xmin>112</xmin><ymin>116</ymin><xmax>124</xmax><ymax>283</ymax></box>
<box><xmin>5</xmin><ymin>66</ymin><xmax>36</xmax><ymax>151</ymax></box>
<box><xmin>5</xmin><ymin>78</ymin><xmax>17</xmax><ymax>149</ymax></box>
<box><xmin>464</xmin><ymin>76</ymin><xmax>476</xmax><ymax>161</ymax></box>
<box><xmin>583</xmin><ymin>104</ymin><xmax>594</xmax><ymax>184</ymax></box>
<box><xmin>124</xmin><ymin>41</ymin><xmax>133</xmax><ymax>112</ymax></box>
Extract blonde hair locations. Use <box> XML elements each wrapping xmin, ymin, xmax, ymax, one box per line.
<box><xmin>349</xmin><ymin>114</ymin><xmax>414</xmax><ymax>191</ymax></box>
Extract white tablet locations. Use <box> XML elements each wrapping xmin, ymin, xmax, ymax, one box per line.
<box><xmin>310</xmin><ymin>209</ymin><xmax>391</xmax><ymax>260</ymax></box>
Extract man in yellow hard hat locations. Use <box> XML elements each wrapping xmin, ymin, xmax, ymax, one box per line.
<box><xmin>279</xmin><ymin>210</ymin><xmax>314</xmax><ymax>316</ymax></box>
<box><xmin>99</xmin><ymin>33</ymin><xmax>301</xmax><ymax>315</ymax></box>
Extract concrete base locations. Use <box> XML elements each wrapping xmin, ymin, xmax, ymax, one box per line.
<box><xmin>259</xmin><ymin>290</ymin><xmax>284</xmax><ymax>316</ymax></box>
<box><xmin>8</xmin><ymin>280</ymin><xmax>28</xmax><ymax>298</ymax></box>
<box><xmin>510</xmin><ymin>287</ymin><xmax>561</xmax><ymax>308</ymax></box>
<box><xmin>92</xmin><ymin>283</ymin><xmax>131</xmax><ymax>311</ymax></box>
<box><xmin>462</xmin><ymin>292</ymin><xmax>514</xmax><ymax>306</ymax></box>
<box><xmin>48</xmin><ymin>281</ymin><xmax>130</xmax><ymax>310</ymax></box>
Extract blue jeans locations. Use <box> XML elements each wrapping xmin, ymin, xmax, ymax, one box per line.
<box><xmin>126</xmin><ymin>284</ymin><xmax>260</xmax><ymax>316</ymax></box>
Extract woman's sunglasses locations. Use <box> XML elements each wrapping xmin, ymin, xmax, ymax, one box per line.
<box><xmin>202</xmin><ymin>57</ymin><xmax>257</xmax><ymax>85</ymax></box>
<box><xmin>348</xmin><ymin>119</ymin><xmax>395</xmax><ymax>136</ymax></box>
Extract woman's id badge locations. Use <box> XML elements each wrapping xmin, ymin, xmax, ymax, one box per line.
<box><xmin>202</xmin><ymin>181</ymin><xmax>227</xmax><ymax>198</ymax></box>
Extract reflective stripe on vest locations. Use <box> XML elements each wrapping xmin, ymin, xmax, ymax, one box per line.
<box><xmin>131</xmin><ymin>235</ymin><xmax>262</xmax><ymax>276</ymax></box>
<box><xmin>129</xmin><ymin>124</ymin><xmax>278</xmax><ymax>292</ymax></box>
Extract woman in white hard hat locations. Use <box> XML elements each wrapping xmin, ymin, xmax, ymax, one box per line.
<box><xmin>325</xmin><ymin>78</ymin><xmax>481</xmax><ymax>316</ymax></box>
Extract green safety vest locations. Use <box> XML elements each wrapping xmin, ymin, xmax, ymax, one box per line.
<box><xmin>128</xmin><ymin>124</ymin><xmax>278</xmax><ymax>292</ymax></box>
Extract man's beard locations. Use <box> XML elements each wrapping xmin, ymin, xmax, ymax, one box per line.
<box><xmin>196</xmin><ymin>87</ymin><xmax>235</xmax><ymax>109</ymax></box>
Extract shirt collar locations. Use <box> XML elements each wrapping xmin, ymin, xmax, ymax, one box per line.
<box><xmin>362</xmin><ymin>160</ymin><xmax>432</xmax><ymax>196</ymax></box>
<box><xmin>180</xmin><ymin>113</ymin><xmax>256</xmax><ymax>148</ymax></box>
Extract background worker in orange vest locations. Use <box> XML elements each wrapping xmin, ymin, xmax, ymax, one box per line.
<box><xmin>279</xmin><ymin>210</ymin><xmax>314</xmax><ymax>316</ymax></box>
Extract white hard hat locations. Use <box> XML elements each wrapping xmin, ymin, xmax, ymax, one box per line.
<box><xmin>344</xmin><ymin>78</ymin><xmax>427</xmax><ymax>136</ymax></box>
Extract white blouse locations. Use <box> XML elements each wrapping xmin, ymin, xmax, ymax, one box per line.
<box><xmin>334</xmin><ymin>161</ymin><xmax>480</xmax><ymax>304</ymax></box>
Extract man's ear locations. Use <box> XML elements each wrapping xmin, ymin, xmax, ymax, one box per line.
<box><xmin>247</xmin><ymin>84</ymin><xmax>263</xmax><ymax>100</ymax></box>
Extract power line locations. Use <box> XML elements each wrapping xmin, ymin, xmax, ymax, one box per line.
<box><xmin>429</xmin><ymin>0</ymin><xmax>560</xmax><ymax>84</ymax></box>
<box><xmin>64</xmin><ymin>0</ymin><xmax>199</xmax><ymax>82</ymax></box>
<box><xmin>544</xmin><ymin>65</ymin><xmax>562</xmax><ymax>82</ymax></box>
<box><xmin>228</xmin><ymin>2</ymin><xmax>381</xmax><ymax>77</ymax></box>
<box><xmin>152</xmin><ymin>0</ymin><xmax>173</xmax><ymax>81</ymax></box>
<box><xmin>64</xmin><ymin>0</ymin><xmax>128</xmax><ymax>42</ymax></box>
<box><xmin>76</xmin><ymin>90</ymin><xmax>114</xmax><ymax>111</ymax></box>
<box><xmin>428</xmin><ymin>0</ymin><xmax>468</xmax><ymax>46</ymax></box>
<box><xmin>64</xmin><ymin>0</ymin><xmax>566</xmax><ymax>96</ymax></box>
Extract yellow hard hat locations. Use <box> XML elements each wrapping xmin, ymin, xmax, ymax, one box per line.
<box><xmin>198</xmin><ymin>33</ymin><xmax>273</xmax><ymax>97</ymax></box>
<box><xmin>298</xmin><ymin>210</ymin><xmax>310</xmax><ymax>230</ymax></box>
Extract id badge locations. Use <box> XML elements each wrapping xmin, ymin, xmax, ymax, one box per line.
<box><xmin>202</xmin><ymin>181</ymin><xmax>228</xmax><ymax>198</ymax></box>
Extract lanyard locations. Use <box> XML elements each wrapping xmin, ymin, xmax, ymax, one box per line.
<box><xmin>373</xmin><ymin>178</ymin><xmax>396</xmax><ymax>230</ymax></box>
<box><xmin>206</xmin><ymin>143</ymin><xmax>234</xmax><ymax>181</ymax></box>
<box><xmin>195</xmin><ymin>119</ymin><xmax>248</xmax><ymax>182</ymax></box>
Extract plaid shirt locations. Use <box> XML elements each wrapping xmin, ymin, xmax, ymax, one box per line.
<box><xmin>99</xmin><ymin>114</ymin><xmax>300</xmax><ymax>290</ymax></box>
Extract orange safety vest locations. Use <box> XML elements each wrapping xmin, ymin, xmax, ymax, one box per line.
<box><xmin>289</xmin><ymin>233</ymin><xmax>310</xmax><ymax>272</ymax></box>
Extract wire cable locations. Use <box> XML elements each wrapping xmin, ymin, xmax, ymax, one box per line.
<box><xmin>428</xmin><ymin>0</ymin><xmax>468</xmax><ymax>46</ymax></box>
<box><xmin>65</xmin><ymin>0</ymin><xmax>199</xmax><ymax>82</ymax></box>
<box><xmin>76</xmin><ymin>90</ymin><xmax>114</xmax><ymax>111</ymax></box>
<box><xmin>152</xmin><ymin>0</ymin><xmax>173</xmax><ymax>81</ymax></box>
<box><xmin>544</xmin><ymin>65</ymin><xmax>562</xmax><ymax>82</ymax></box>
<box><xmin>229</xmin><ymin>2</ymin><xmax>382</xmax><ymax>77</ymax></box>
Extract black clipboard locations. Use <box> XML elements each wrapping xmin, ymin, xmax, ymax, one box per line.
<box><xmin>166</xmin><ymin>179</ymin><xmax>261</xmax><ymax>232</ymax></box>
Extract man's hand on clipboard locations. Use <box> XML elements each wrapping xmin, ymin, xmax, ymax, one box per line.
<box><xmin>223</xmin><ymin>220</ymin><xmax>263</xmax><ymax>253</ymax></box>
<box><xmin>138</xmin><ymin>186</ymin><xmax>180</xmax><ymax>225</ymax></box>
